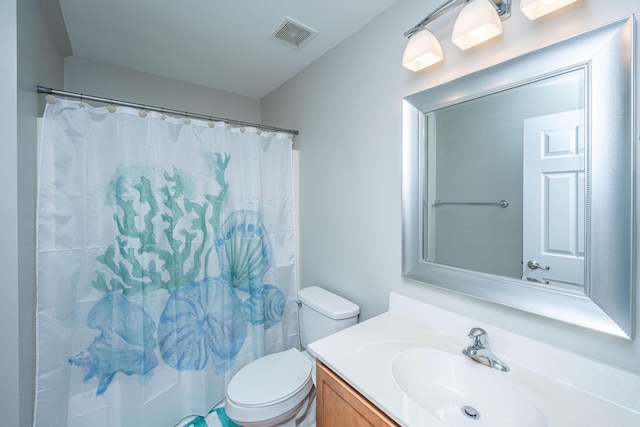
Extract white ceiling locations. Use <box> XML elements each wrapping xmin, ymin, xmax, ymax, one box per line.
<box><xmin>55</xmin><ymin>0</ymin><xmax>399</xmax><ymax>99</ymax></box>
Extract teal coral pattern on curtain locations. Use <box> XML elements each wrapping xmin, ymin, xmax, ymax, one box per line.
<box><xmin>34</xmin><ymin>99</ymin><xmax>297</xmax><ymax>427</ymax></box>
<box><xmin>177</xmin><ymin>407</ymin><xmax>239</xmax><ymax>427</ymax></box>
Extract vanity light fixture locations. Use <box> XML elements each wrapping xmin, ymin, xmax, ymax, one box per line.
<box><xmin>520</xmin><ymin>0</ymin><xmax>580</xmax><ymax>20</ymax></box>
<box><xmin>403</xmin><ymin>0</ymin><xmax>582</xmax><ymax>72</ymax></box>
<box><xmin>403</xmin><ymin>0</ymin><xmax>512</xmax><ymax>72</ymax></box>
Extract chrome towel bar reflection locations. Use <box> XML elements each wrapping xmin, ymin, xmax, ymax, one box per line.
<box><xmin>432</xmin><ymin>200</ymin><xmax>509</xmax><ymax>208</ymax></box>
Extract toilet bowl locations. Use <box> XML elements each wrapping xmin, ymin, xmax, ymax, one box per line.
<box><xmin>225</xmin><ymin>349</ymin><xmax>315</xmax><ymax>427</ymax></box>
<box><xmin>225</xmin><ymin>286</ymin><xmax>359</xmax><ymax>427</ymax></box>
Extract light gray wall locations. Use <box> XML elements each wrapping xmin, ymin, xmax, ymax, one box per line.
<box><xmin>1</xmin><ymin>0</ymin><xmax>64</xmax><ymax>426</ymax></box>
<box><xmin>261</xmin><ymin>0</ymin><xmax>640</xmax><ymax>374</ymax></box>
<box><xmin>0</xmin><ymin>1</ymin><xmax>20</xmax><ymax>426</ymax></box>
<box><xmin>64</xmin><ymin>56</ymin><xmax>261</xmax><ymax>123</ymax></box>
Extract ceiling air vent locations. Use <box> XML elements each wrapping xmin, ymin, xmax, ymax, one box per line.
<box><xmin>271</xmin><ymin>18</ymin><xmax>317</xmax><ymax>48</ymax></box>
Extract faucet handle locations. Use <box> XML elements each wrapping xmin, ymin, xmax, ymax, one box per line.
<box><xmin>467</xmin><ymin>327</ymin><xmax>487</xmax><ymax>347</ymax></box>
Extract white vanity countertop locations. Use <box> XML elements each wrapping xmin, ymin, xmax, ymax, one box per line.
<box><xmin>307</xmin><ymin>292</ymin><xmax>640</xmax><ymax>427</ymax></box>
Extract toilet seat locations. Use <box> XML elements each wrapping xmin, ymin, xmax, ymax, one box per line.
<box><xmin>226</xmin><ymin>348</ymin><xmax>313</xmax><ymax>425</ymax></box>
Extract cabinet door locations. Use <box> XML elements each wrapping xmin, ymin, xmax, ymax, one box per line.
<box><xmin>316</xmin><ymin>361</ymin><xmax>399</xmax><ymax>427</ymax></box>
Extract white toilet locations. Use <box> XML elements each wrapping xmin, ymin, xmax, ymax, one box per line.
<box><xmin>225</xmin><ymin>286</ymin><xmax>360</xmax><ymax>427</ymax></box>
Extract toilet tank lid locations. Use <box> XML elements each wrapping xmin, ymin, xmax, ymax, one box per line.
<box><xmin>298</xmin><ymin>286</ymin><xmax>360</xmax><ymax>320</ymax></box>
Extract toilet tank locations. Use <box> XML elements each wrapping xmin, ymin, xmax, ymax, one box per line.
<box><xmin>298</xmin><ymin>286</ymin><xmax>360</xmax><ymax>349</ymax></box>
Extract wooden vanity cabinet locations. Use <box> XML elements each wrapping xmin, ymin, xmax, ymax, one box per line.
<box><xmin>316</xmin><ymin>360</ymin><xmax>399</xmax><ymax>427</ymax></box>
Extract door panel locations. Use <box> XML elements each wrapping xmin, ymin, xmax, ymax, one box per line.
<box><xmin>523</xmin><ymin>110</ymin><xmax>584</xmax><ymax>289</ymax></box>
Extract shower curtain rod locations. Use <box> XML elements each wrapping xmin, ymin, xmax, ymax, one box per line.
<box><xmin>37</xmin><ymin>85</ymin><xmax>299</xmax><ymax>136</ymax></box>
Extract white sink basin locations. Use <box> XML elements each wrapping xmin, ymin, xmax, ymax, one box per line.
<box><xmin>391</xmin><ymin>349</ymin><xmax>547</xmax><ymax>427</ymax></box>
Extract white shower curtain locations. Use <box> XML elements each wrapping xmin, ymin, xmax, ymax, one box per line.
<box><xmin>34</xmin><ymin>98</ymin><xmax>298</xmax><ymax>427</ymax></box>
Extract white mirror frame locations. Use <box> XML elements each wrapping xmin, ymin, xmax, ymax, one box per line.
<box><xmin>402</xmin><ymin>16</ymin><xmax>635</xmax><ymax>339</ymax></box>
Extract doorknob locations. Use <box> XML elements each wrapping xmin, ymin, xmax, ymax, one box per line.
<box><xmin>527</xmin><ymin>260</ymin><xmax>550</xmax><ymax>270</ymax></box>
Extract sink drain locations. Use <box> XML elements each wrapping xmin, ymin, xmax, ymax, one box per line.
<box><xmin>461</xmin><ymin>405</ymin><xmax>480</xmax><ymax>420</ymax></box>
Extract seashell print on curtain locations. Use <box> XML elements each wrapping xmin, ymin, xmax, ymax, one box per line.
<box><xmin>35</xmin><ymin>99</ymin><xmax>297</xmax><ymax>427</ymax></box>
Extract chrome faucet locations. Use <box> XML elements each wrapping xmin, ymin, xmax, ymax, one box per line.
<box><xmin>462</xmin><ymin>327</ymin><xmax>510</xmax><ymax>372</ymax></box>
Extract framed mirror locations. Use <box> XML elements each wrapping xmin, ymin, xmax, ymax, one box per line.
<box><xmin>401</xmin><ymin>16</ymin><xmax>635</xmax><ymax>339</ymax></box>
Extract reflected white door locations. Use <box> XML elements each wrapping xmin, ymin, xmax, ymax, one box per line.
<box><xmin>522</xmin><ymin>110</ymin><xmax>584</xmax><ymax>289</ymax></box>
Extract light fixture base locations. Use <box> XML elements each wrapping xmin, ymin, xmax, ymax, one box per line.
<box><xmin>404</xmin><ymin>0</ymin><xmax>512</xmax><ymax>39</ymax></box>
<box><xmin>491</xmin><ymin>0</ymin><xmax>512</xmax><ymax>20</ymax></box>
